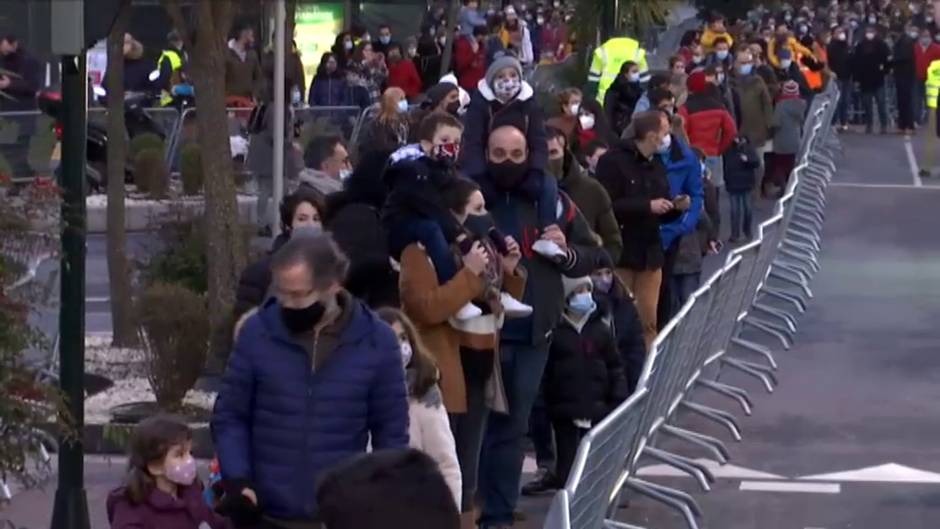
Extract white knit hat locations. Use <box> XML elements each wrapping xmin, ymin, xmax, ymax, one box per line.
<box><xmin>562</xmin><ymin>276</ymin><xmax>593</xmax><ymax>299</ymax></box>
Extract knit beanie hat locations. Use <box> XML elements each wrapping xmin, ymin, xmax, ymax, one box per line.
<box><xmin>686</xmin><ymin>70</ymin><xmax>708</xmax><ymax>94</ymax></box>
<box><xmin>485</xmin><ymin>54</ymin><xmax>523</xmax><ymax>90</ymax></box>
<box><xmin>562</xmin><ymin>275</ymin><xmax>593</xmax><ymax>299</ymax></box>
<box><xmin>781</xmin><ymin>80</ymin><xmax>800</xmax><ymax>97</ymax></box>
<box><xmin>425</xmin><ymin>82</ymin><xmax>459</xmax><ymax>109</ymax></box>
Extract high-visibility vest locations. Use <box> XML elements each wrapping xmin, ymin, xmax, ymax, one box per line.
<box><xmin>589</xmin><ymin>37</ymin><xmax>647</xmax><ymax>102</ymax></box>
<box><xmin>158</xmin><ymin>49</ymin><xmax>184</xmax><ymax>106</ymax></box>
<box><xmin>927</xmin><ymin>59</ymin><xmax>940</xmax><ymax>109</ymax></box>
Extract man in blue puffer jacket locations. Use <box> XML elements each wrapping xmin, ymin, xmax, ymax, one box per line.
<box><xmin>657</xmin><ymin>129</ymin><xmax>704</xmax><ymax>327</ymax></box>
<box><xmin>212</xmin><ymin>232</ymin><xmax>409</xmax><ymax>527</ymax></box>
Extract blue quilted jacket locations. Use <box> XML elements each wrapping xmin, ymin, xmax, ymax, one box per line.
<box><xmin>211</xmin><ymin>294</ymin><xmax>409</xmax><ymax>520</ymax></box>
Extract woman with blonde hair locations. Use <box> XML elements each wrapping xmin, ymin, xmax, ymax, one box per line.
<box><xmin>357</xmin><ymin>86</ymin><xmax>410</xmax><ymax>157</ymax></box>
<box><xmin>377</xmin><ymin>307</ymin><xmax>463</xmax><ymax>511</ymax></box>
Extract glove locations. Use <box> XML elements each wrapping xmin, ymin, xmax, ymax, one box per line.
<box><xmin>216</xmin><ymin>479</ymin><xmax>262</xmax><ymax>529</ymax></box>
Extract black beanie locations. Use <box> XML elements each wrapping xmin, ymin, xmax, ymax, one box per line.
<box><xmin>316</xmin><ymin>449</ymin><xmax>460</xmax><ymax>529</ymax></box>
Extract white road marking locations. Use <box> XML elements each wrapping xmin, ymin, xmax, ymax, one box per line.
<box><xmin>831</xmin><ymin>182</ymin><xmax>940</xmax><ymax>189</ymax></box>
<box><xmin>739</xmin><ymin>481</ymin><xmax>840</xmax><ymax>494</ymax></box>
<box><xmin>638</xmin><ymin>459</ymin><xmax>784</xmax><ymax>480</ymax></box>
<box><xmin>798</xmin><ymin>463</ymin><xmax>940</xmax><ymax>484</ymax></box>
<box><xmin>904</xmin><ymin>138</ymin><xmax>925</xmax><ymax>187</ymax></box>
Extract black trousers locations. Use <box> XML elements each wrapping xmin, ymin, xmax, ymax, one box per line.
<box><xmin>656</xmin><ymin>241</ymin><xmax>680</xmax><ymax>332</ymax></box>
<box><xmin>896</xmin><ymin>75</ymin><xmax>915</xmax><ymax>131</ymax></box>
<box><xmin>551</xmin><ymin>418</ymin><xmax>589</xmax><ymax>486</ymax></box>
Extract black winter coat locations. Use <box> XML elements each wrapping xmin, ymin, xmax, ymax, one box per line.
<box><xmin>233</xmin><ymin>233</ymin><xmax>289</xmax><ymax>319</ymax></box>
<box><xmin>892</xmin><ymin>36</ymin><xmax>917</xmax><ymax>82</ymax></box>
<box><xmin>604</xmin><ymin>76</ymin><xmax>643</xmax><ymax>136</ymax></box>
<box><xmin>596</xmin><ymin>141</ymin><xmax>679</xmax><ymax>270</ymax></box>
<box><xmin>544</xmin><ymin>309</ymin><xmax>629</xmax><ymax>421</ymax></box>
<box><xmin>0</xmin><ymin>48</ymin><xmax>40</xmax><ymax>111</ymax></box>
<box><xmin>852</xmin><ymin>38</ymin><xmax>892</xmax><ymax>92</ymax></box>
<box><xmin>596</xmin><ymin>288</ymin><xmax>645</xmax><ymax>394</ymax></box>
<box><xmin>722</xmin><ymin>141</ymin><xmax>761</xmax><ymax>193</ymax></box>
<box><xmin>826</xmin><ymin>40</ymin><xmax>852</xmax><ymax>80</ymax></box>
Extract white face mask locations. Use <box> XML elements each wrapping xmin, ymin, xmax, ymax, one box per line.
<box><xmin>493</xmin><ymin>77</ymin><xmax>521</xmax><ymax>101</ymax></box>
<box><xmin>780</xmin><ymin>59</ymin><xmax>793</xmax><ymax>69</ymax></box>
<box><xmin>628</xmin><ymin>72</ymin><xmax>641</xmax><ymax>82</ymax></box>
<box><xmin>397</xmin><ymin>99</ymin><xmax>409</xmax><ymax>113</ymax></box>
<box><xmin>568</xmin><ymin>102</ymin><xmax>581</xmax><ymax>115</ymax></box>
<box><xmin>579</xmin><ymin>113</ymin><xmax>595</xmax><ymax>130</ymax></box>
<box><xmin>400</xmin><ymin>341</ymin><xmax>413</xmax><ymax>366</ymax></box>
<box><xmin>657</xmin><ymin>133</ymin><xmax>672</xmax><ymax>154</ymax></box>
<box><xmin>716</xmin><ymin>50</ymin><xmax>729</xmax><ymax>60</ymax></box>
<box><xmin>340</xmin><ymin>168</ymin><xmax>352</xmax><ymax>180</ymax></box>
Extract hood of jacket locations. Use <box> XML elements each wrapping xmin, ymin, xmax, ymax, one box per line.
<box><xmin>476</xmin><ymin>77</ymin><xmax>535</xmax><ymax>103</ymax></box>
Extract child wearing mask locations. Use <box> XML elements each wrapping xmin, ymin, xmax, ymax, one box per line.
<box><xmin>107</xmin><ymin>416</ymin><xmax>230</xmax><ymax>529</ymax></box>
<box><xmin>590</xmin><ymin>253</ymin><xmax>646</xmax><ymax>393</ymax></box>
<box><xmin>461</xmin><ymin>54</ymin><xmax>563</xmax><ymax>260</ymax></box>
<box><xmin>377</xmin><ymin>308</ymin><xmax>462</xmax><ymax>510</ymax></box>
<box><xmin>542</xmin><ymin>275</ymin><xmax>629</xmax><ymax>488</ymax></box>
<box><xmin>384</xmin><ymin>112</ymin><xmax>532</xmax><ymax>321</ymax></box>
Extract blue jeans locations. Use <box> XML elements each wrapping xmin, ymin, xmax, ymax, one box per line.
<box><xmin>670</xmin><ymin>273</ymin><xmax>701</xmax><ymax>311</ymax></box>
<box><xmin>388</xmin><ymin>218</ymin><xmax>458</xmax><ymax>283</ymax></box>
<box><xmin>728</xmin><ymin>191</ymin><xmax>753</xmax><ymax>240</ymax></box>
<box><xmin>835</xmin><ymin>79</ymin><xmax>853</xmax><ymax>126</ymax></box>
<box><xmin>479</xmin><ymin>342</ymin><xmax>550</xmax><ymax>527</ymax></box>
<box><xmin>860</xmin><ymin>86</ymin><xmax>888</xmax><ymax>132</ymax></box>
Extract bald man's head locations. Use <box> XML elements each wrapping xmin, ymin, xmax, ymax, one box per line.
<box><xmin>486</xmin><ymin>125</ymin><xmax>530</xmax><ymax>190</ymax></box>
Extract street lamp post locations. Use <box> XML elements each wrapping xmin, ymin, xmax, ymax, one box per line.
<box><xmin>49</xmin><ymin>54</ymin><xmax>90</xmax><ymax>529</ymax></box>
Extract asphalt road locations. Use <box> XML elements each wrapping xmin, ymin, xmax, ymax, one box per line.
<box><xmin>7</xmin><ymin>128</ymin><xmax>940</xmax><ymax>529</ymax></box>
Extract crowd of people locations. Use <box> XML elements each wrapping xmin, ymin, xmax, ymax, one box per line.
<box><xmin>83</xmin><ymin>1</ymin><xmax>940</xmax><ymax>529</ymax></box>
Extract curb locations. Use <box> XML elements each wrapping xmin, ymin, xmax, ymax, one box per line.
<box><xmin>82</xmin><ymin>422</ymin><xmax>215</xmax><ymax>458</ymax></box>
<box><xmin>86</xmin><ymin>195</ymin><xmax>259</xmax><ymax>234</ymax></box>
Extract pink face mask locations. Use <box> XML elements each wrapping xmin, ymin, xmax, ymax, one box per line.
<box><xmin>165</xmin><ymin>455</ymin><xmax>197</xmax><ymax>486</ymax></box>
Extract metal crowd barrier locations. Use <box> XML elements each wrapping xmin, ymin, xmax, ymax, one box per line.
<box><xmin>544</xmin><ymin>81</ymin><xmax>842</xmax><ymax>529</ymax></box>
<box><xmin>0</xmin><ymin>110</ymin><xmax>58</xmax><ymax>183</ymax></box>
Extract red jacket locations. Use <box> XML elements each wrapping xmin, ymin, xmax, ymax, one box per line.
<box><xmin>679</xmin><ymin>93</ymin><xmax>737</xmax><ymax>157</ymax></box>
<box><xmin>387</xmin><ymin>59</ymin><xmax>424</xmax><ymax>98</ymax></box>
<box><xmin>914</xmin><ymin>42</ymin><xmax>940</xmax><ymax>81</ymax></box>
<box><xmin>455</xmin><ymin>36</ymin><xmax>486</xmax><ymax>91</ymax></box>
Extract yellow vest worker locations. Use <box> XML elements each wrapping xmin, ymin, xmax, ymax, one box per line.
<box><xmin>158</xmin><ymin>48</ymin><xmax>184</xmax><ymax>106</ymax></box>
<box><xmin>588</xmin><ymin>36</ymin><xmax>647</xmax><ymax>102</ymax></box>
<box><xmin>926</xmin><ymin>59</ymin><xmax>940</xmax><ymax>110</ymax></box>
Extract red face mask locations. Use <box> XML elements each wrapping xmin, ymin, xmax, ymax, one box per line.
<box><xmin>433</xmin><ymin>142</ymin><xmax>461</xmax><ymax>163</ymax></box>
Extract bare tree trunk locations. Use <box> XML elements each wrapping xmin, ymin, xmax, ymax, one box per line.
<box><xmin>439</xmin><ymin>0</ymin><xmax>460</xmax><ymax>77</ymax></box>
<box><xmin>105</xmin><ymin>0</ymin><xmax>138</xmax><ymax>348</ymax></box>
<box><xmin>165</xmin><ymin>0</ymin><xmax>245</xmax><ymax>364</ymax></box>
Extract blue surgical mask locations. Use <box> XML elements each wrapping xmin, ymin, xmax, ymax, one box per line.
<box><xmin>738</xmin><ymin>64</ymin><xmax>753</xmax><ymax>75</ymax></box>
<box><xmin>397</xmin><ymin>99</ymin><xmax>409</xmax><ymax>113</ymax></box>
<box><xmin>716</xmin><ymin>50</ymin><xmax>729</xmax><ymax>60</ymax></box>
<box><xmin>592</xmin><ymin>276</ymin><xmax>613</xmax><ymax>293</ymax></box>
<box><xmin>568</xmin><ymin>292</ymin><xmax>595</xmax><ymax>314</ymax></box>
<box><xmin>379</xmin><ymin>35</ymin><xmax>391</xmax><ymax>45</ymax></box>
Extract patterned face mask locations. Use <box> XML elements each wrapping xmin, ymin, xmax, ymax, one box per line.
<box><xmin>432</xmin><ymin>142</ymin><xmax>460</xmax><ymax>164</ymax></box>
<box><xmin>493</xmin><ymin>77</ymin><xmax>521</xmax><ymax>101</ymax></box>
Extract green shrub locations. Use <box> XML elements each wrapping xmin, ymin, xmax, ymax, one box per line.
<box><xmin>179</xmin><ymin>142</ymin><xmax>203</xmax><ymax>195</ymax></box>
<box><xmin>134</xmin><ymin>148</ymin><xmax>169</xmax><ymax>199</ymax></box>
<box><xmin>129</xmin><ymin>133</ymin><xmax>165</xmax><ymax>161</ymax></box>
<box><xmin>136</xmin><ymin>282</ymin><xmax>209</xmax><ymax>411</ymax></box>
<box><xmin>141</xmin><ymin>215</ymin><xmax>208</xmax><ymax>295</ymax></box>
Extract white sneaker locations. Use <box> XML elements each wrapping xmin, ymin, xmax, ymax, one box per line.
<box><xmin>454</xmin><ymin>302</ymin><xmax>483</xmax><ymax>321</ymax></box>
<box><xmin>532</xmin><ymin>239</ymin><xmax>566</xmax><ymax>259</ymax></box>
<box><xmin>500</xmin><ymin>292</ymin><xmax>533</xmax><ymax>318</ymax></box>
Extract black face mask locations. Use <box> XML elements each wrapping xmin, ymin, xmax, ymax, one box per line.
<box><xmin>281</xmin><ymin>301</ymin><xmax>327</xmax><ymax>333</ymax></box>
<box><xmin>487</xmin><ymin>160</ymin><xmax>529</xmax><ymax>190</ymax></box>
<box><xmin>445</xmin><ymin>100</ymin><xmax>461</xmax><ymax>116</ymax></box>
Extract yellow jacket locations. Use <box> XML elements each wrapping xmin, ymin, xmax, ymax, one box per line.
<box><xmin>926</xmin><ymin>60</ymin><xmax>940</xmax><ymax>109</ymax></box>
<box><xmin>768</xmin><ymin>37</ymin><xmax>816</xmax><ymax>68</ymax></box>
<box><xmin>700</xmin><ymin>28</ymin><xmax>734</xmax><ymax>52</ymax></box>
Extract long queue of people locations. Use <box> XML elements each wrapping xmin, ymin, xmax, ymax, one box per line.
<box><xmin>101</xmin><ymin>2</ymin><xmax>935</xmax><ymax>529</ymax></box>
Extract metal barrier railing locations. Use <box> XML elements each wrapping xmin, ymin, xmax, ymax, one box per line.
<box><xmin>544</xmin><ymin>80</ymin><xmax>841</xmax><ymax>529</ymax></box>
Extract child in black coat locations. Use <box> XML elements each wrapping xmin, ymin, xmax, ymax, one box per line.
<box><xmin>590</xmin><ymin>251</ymin><xmax>646</xmax><ymax>394</ymax></box>
<box><xmin>722</xmin><ymin>136</ymin><xmax>760</xmax><ymax>242</ymax></box>
<box><xmin>543</xmin><ymin>275</ymin><xmax>629</xmax><ymax>487</ymax></box>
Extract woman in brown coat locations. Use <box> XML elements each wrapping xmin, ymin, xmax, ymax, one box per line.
<box><xmin>398</xmin><ymin>177</ymin><xmax>525</xmax><ymax>526</ymax></box>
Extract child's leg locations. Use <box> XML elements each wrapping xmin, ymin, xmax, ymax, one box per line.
<box><xmin>743</xmin><ymin>192</ymin><xmax>754</xmax><ymax>239</ymax></box>
<box><xmin>411</xmin><ymin>218</ymin><xmax>460</xmax><ymax>284</ymax></box>
<box><xmin>551</xmin><ymin>418</ymin><xmax>582</xmax><ymax>486</ymax></box>
<box><xmin>729</xmin><ymin>192</ymin><xmax>742</xmax><ymax>240</ymax></box>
